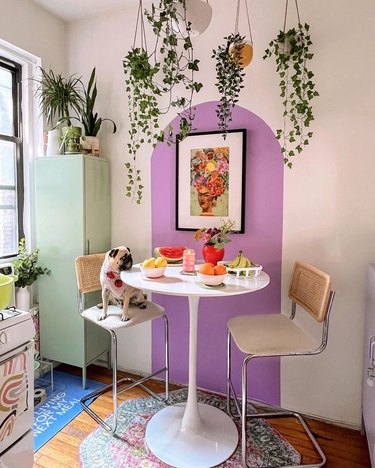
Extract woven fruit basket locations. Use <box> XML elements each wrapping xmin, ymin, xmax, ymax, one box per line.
<box><xmin>217</xmin><ymin>261</ymin><xmax>262</xmax><ymax>278</ymax></box>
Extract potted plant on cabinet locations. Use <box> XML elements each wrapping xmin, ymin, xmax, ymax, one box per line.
<box><xmin>33</xmin><ymin>67</ymin><xmax>84</xmax><ymax>155</ymax></box>
<box><xmin>12</xmin><ymin>238</ymin><xmax>50</xmax><ymax>312</ymax></box>
<box><xmin>57</xmin><ymin>68</ymin><xmax>117</xmax><ymax>156</ymax></box>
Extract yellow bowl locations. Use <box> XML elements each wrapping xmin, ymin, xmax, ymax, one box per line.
<box><xmin>0</xmin><ymin>274</ymin><xmax>17</xmax><ymax>309</ymax></box>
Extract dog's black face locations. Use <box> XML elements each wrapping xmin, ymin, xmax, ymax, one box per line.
<box><xmin>108</xmin><ymin>247</ymin><xmax>133</xmax><ymax>272</ymax></box>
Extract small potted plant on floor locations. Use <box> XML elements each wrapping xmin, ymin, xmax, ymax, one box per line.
<box><xmin>13</xmin><ymin>238</ymin><xmax>50</xmax><ymax>311</ymax></box>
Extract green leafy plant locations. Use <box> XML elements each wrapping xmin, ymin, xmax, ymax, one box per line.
<box><xmin>33</xmin><ymin>68</ymin><xmax>84</xmax><ymax>127</ymax></box>
<box><xmin>56</xmin><ymin>68</ymin><xmax>117</xmax><ymax>137</ymax></box>
<box><xmin>13</xmin><ymin>238</ymin><xmax>50</xmax><ymax>288</ymax></box>
<box><xmin>212</xmin><ymin>33</ymin><xmax>246</xmax><ymax>138</ymax></box>
<box><xmin>79</xmin><ymin>68</ymin><xmax>117</xmax><ymax>137</ymax></box>
<box><xmin>263</xmin><ymin>23</ymin><xmax>318</xmax><ymax>167</ymax></box>
<box><xmin>123</xmin><ymin>0</ymin><xmax>203</xmax><ymax>203</ymax></box>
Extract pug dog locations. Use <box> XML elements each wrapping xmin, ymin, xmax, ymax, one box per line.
<box><xmin>99</xmin><ymin>246</ymin><xmax>147</xmax><ymax>322</ymax></box>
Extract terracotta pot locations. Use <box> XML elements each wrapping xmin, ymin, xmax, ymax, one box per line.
<box><xmin>202</xmin><ymin>244</ymin><xmax>225</xmax><ymax>265</ymax></box>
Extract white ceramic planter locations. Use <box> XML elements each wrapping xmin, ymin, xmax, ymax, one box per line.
<box><xmin>46</xmin><ymin>128</ymin><xmax>62</xmax><ymax>156</ymax></box>
<box><xmin>16</xmin><ymin>286</ymin><xmax>31</xmax><ymax>312</ymax></box>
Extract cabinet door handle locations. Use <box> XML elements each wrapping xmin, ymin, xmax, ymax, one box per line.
<box><xmin>87</xmin><ymin>240</ymin><xmax>90</xmax><ymax>255</ymax></box>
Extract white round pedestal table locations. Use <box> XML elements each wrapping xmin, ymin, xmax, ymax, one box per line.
<box><xmin>121</xmin><ymin>266</ymin><xmax>270</xmax><ymax>468</ymax></box>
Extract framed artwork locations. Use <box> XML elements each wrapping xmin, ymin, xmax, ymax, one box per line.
<box><xmin>176</xmin><ymin>129</ymin><xmax>246</xmax><ymax>232</ymax></box>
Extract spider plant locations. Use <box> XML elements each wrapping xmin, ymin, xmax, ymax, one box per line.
<box><xmin>33</xmin><ymin>68</ymin><xmax>84</xmax><ymax>127</ymax></box>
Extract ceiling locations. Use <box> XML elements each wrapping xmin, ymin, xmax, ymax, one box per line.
<box><xmin>32</xmin><ymin>0</ymin><xmax>147</xmax><ymax>22</ymax></box>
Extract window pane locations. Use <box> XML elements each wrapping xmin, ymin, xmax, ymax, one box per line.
<box><xmin>0</xmin><ymin>140</ymin><xmax>16</xmax><ymax>186</ymax></box>
<box><xmin>0</xmin><ymin>190</ymin><xmax>17</xmax><ymax>258</ymax></box>
<box><xmin>0</xmin><ymin>140</ymin><xmax>17</xmax><ymax>257</ymax></box>
<box><xmin>0</xmin><ymin>67</ymin><xmax>13</xmax><ymax>136</ymax></box>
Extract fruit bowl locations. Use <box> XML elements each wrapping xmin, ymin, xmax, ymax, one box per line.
<box><xmin>217</xmin><ymin>261</ymin><xmax>262</xmax><ymax>278</ymax></box>
<box><xmin>140</xmin><ymin>265</ymin><xmax>167</xmax><ymax>279</ymax></box>
<box><xmin>197</xmin><ymin>272</ymin><xmax>227</xmax><ymax>286</ymax></box>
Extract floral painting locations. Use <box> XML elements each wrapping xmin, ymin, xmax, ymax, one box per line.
<box><xmin>176</xmin><ymin>129</ymin><xmax>246</xmax><ymax>232</ymax></box>
<box><xmin>190</xmin><ymin>147</ymin><xmax>229</xmax><ymax>217</ymax></box>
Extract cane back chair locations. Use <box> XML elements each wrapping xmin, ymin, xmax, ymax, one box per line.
<box><xmin>227</xmin><ymin>261</ymin><xmax>335</xmax><ymax>467</ymax></box>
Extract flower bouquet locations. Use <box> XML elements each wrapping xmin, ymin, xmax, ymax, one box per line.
<box><xmin>195</xmin><ymin>219</ymin><xmax>236</xmax><ymax>264</ymax></box>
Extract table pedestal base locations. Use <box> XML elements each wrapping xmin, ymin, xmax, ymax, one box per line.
<box><xmin>145</xmin><ymin>403</ymin><xmax>238</xmax><ymax>468</ymax></box>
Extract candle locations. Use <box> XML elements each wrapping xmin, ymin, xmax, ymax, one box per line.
<box><xmin>183</xmin><ymin>249</ymin><xmax>195</xmax><ymax>272</ymax></box>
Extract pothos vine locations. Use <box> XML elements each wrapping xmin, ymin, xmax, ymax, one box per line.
<box><xmin>212</xmin><ymin>33</ymin><xmax>246</xmax><ymax>138</ymax></box>
<box><xmin>263</xmin><ymin>23</ymin><xmax>318</xmax><ymax>168</ymax></box>
<box><xmin>123</xmin><ymin>0</ymin><xmax>202</xmax><ymax>203</ymax></box>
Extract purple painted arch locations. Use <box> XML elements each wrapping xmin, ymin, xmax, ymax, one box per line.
<box><xmin>151</xmin><ymin>101</ymin><xmax>283</xmax><ymax>404</ymax></box>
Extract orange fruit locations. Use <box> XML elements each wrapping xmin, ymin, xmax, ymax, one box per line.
<box><xmin>199</xmin><ymin>263</ymin><xmax>215</xmax><ymax>275</ymax></box>
<box><xmin>214</xmin><ymin>264</ymin><xmax>227</xmax><ymax>275</ymax></box>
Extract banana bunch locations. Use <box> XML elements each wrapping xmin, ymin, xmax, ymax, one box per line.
<box><xmin>227</xmin><ymin>250</ymin><xmax>252</xmax><ymax>269</ymax></box>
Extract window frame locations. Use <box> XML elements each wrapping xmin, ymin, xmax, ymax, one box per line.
<box><xmin>0</xmin><ymin>56</ymin><xmax>24</xmax><ymax>259</ymax></box>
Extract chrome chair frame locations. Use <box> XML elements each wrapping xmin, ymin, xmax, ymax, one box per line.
<box><xmin>76</xmin><ymin>255</ymin><xmax>169</xmax><ymax>436</ymax></box>
<box><xmin>227</xmin><ymin>271</ymin><xmax>335</xmax><ymax>467</ymax></box>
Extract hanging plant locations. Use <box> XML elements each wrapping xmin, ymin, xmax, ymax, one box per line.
<box><xmin>212</xmin><ymin>0</ymin><xmax>253</xmax><ymax>137</ymax></box>
<box><xmin>212</xmin><ymin>33</ymin><xmax>246</xmax><ymax>137</ymax></box>
<box><xmin>263</xmin><ymin>0</ymin><xmax>318</xmax><ymax>168</ymax></box>
<box><xmin>123</xmin><ymin>0</ymin><xmax>203</xmax><ymax>203</ymax></box>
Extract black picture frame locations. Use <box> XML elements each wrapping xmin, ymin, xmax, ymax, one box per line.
<box><xmin>176</xmin><ymin>129</ymin><xmax>246</xmax><ymax>232</ymax></box>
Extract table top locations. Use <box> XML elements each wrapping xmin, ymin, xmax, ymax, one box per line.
<box><xmin>121</xmin><ymin>266</ymin><xmax>270</xmax><ymax>298</ymax></box>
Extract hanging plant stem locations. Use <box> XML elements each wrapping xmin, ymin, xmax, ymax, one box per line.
<box><xmin>212</xmin><ymin>33</ymin><xmax>246</xmax><ymax>138</ymax></box>
<box><xmin>123</xmin><ymin>47</ymin><xmax>161</xmax><ymax>203</ymax></box>
<box><xmin>263</xmin><ymin>22</ymin><xmax>318</xmax><ymax>167</ymax></box>
<box><xmin>123</xmin><ymin>0</ymin><xmax>203</xmax><ymax>203</ymax></box>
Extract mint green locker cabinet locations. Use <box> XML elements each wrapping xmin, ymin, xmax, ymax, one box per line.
<box><xmin>35</xmin><ymin>155</ymin><xmax>111</xmax><ymax>387</ymax></box>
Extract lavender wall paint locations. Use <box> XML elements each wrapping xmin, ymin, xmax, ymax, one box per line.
<box><xmin>151</xmin><ymin>101</ymin><xmax>283</xmax><ymax>404</ymax></box>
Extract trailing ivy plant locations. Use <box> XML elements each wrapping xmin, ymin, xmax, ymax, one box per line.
<box><xmin>123</xmin><ymin>0</ymin><xmax>202</xmax><ymax>203</ymax></box>
<box><xmin>212</xmin><ymin>33</ymin><xmax>246</xmax><ymax>138</ymax></box>
<box><xmin>263</xmin><ymin>23</ymin><xmax>318</xmax><ymax>168</ymax></box>
<box><xmin>123</xmin><ymin>48</ymin><xmax>161</xmax><ymax>203</ymax></box>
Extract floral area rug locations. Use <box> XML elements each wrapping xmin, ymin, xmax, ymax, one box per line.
<box><xmin>79</xmin><ymin>388</ymin><xmax>300</xmax><ymax>467</ymax></box>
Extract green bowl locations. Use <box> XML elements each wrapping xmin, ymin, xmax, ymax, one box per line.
<box><xmin>0</xmin><ymin>274</ymin><xmax>17</xmax><ymax>310</ymax></box>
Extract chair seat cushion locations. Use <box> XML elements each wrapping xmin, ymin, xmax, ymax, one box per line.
<box><xmin>228</xmin><ymin>314</ymin><xmax>315</xmax><ymax>356</ymax></box>
<box><xmin>81</xmin><ymin>302</ymin><xmax>165</xmax><ymax>331</ymax></box>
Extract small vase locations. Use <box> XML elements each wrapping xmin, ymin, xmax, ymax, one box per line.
<box><xmin>46</xmin><ymin>128</ymin><xmax>62</xmax><ymax>156</ymax></box>
<box><xmin>202</xmin><ymin>244</ymin><xmax>225</xmax><ymax>265</ymax></box>
<box><xmin>16</xmin><ymin>286</ymin><xmax>31</xmax><ymax>312</ymax></box>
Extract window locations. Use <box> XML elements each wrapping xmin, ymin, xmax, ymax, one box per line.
<box><xmin>0</xmin><ymin>57</ymin><xmax>23</xmax><ymax>259</ymax></box>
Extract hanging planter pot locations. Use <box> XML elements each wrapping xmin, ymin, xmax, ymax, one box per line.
<box><xmin>228</xmin><ymin>0</ymin><xmax>254</xmax><ymax>69</ymax></box>
<box><xmin>213</xmin><ymin>0</ymin><xmax>253</xmax><ymax>136</ymax></box>
<box><xmin>228</xmin><ymin>40</ymin><xmax>253</xmax><ymax>68</ymax></box>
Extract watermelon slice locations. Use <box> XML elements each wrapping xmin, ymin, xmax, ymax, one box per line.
<box><xmin>154</xmin><ymin>246</ymin><xmax>186</xmax><ymax>264</ymax></box>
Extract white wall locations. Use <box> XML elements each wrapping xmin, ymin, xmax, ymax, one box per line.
<box><xmin>65</xmin><ymin>0</ymin><xmax>375</xmax><ymax>426</ymax></box>
<box><xmin>1</xmin><ymin>0</ymin><xmax>65</xmax><ymax>72</ymax></box>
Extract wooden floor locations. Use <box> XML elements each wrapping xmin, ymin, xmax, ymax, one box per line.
<box><xmin>33</xmin><ymin>364</ymin><xmax>371</xmax><ymax>468</ymax></box>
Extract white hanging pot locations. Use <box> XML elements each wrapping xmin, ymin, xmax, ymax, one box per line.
<box><xmin>174</xmin><ymin>0</ymin><xmax>213</xmax><ymax>37</ymax></box>
<box><xmin>16</xmin><ymin>286</ymin><xmax>31</xmax><ymax>312</ymax></box>
<box><xmin>46</xmin><ymin>128</ymin><xmax>62</xmax><ymax>156</ymax></box>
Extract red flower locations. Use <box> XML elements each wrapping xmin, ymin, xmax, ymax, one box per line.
<box><xmin>114</xmin><ymin>279</ymin><xmax>123</xmax><ymax>288</ymax></box>
<box><xmin>107</xmin><ymin>271</ymin><xmax>115</xmax><ymax>279</ymax></box>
